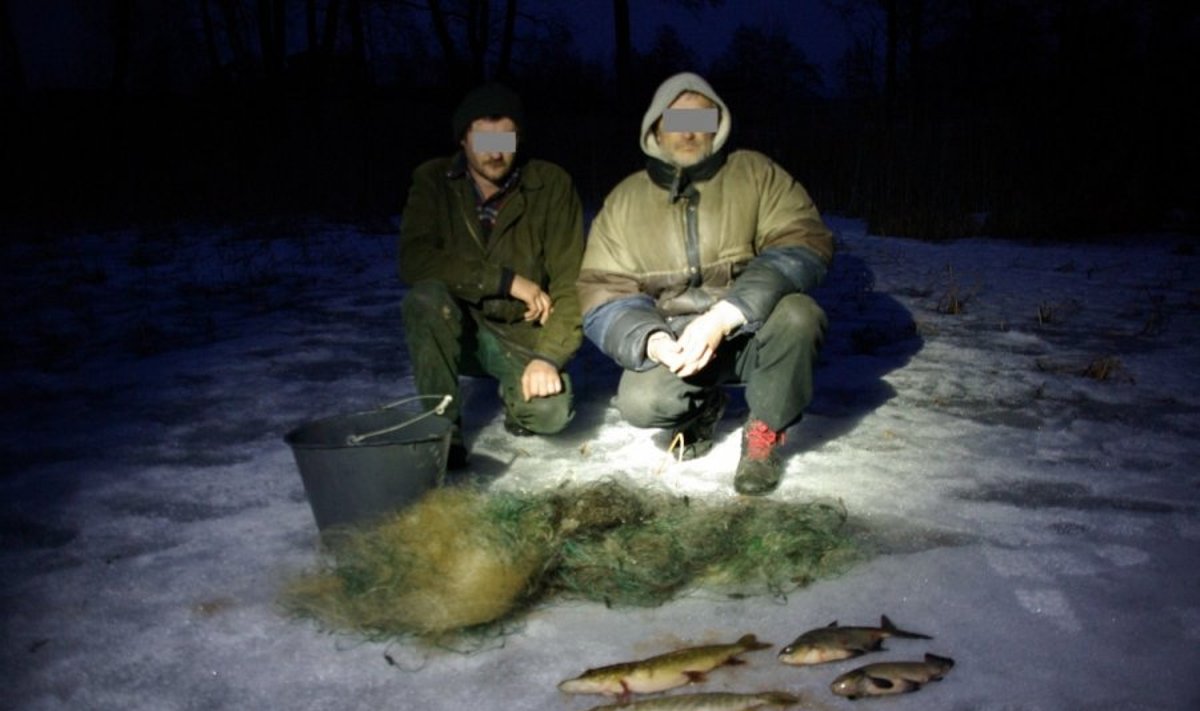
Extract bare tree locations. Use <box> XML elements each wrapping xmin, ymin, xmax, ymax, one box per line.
<box><xmin>256</xmin><ymin>0</ymin><xmax>287</xmax><ymax>79</ymax></box>
<box><xmin>211</xmin><ymin>0</ymin><xmax>254</xmax><ymax>78</ymax></box>
<box><xmin>423</xmin><ymin>0</ymin><xmax>526</xmax><ymax>85</ymax></box>
<box><xmin>306</xmin><ymin>0</ymin><xmax>318</xmax><ymax>51</ymax></box>
<box><xmin>322</xmin><ymin>0</ymin><xmax>343</xmax><ymax>55</ymax></box>
<box><xmin>612</xmin><ymin>0</ymin><xmax>631</xmax><ymax>92</ymax></box>
<box><xmin>496</xmin><ymin>0</ymin><xmax>517</xmax><ymax>80</ymax></box>
<box><xmin>825</xmin><ymin>0</ymin><xmax>937</xmax><ymax>123</ymax></box>
<box><xmin>426</xmin><ymin>0</ymin><xmax>463</xmax><ymax>80</ymax></box>
<box><xmin>0</xmin><ymin>0</ymin><xmax>24</xmax><ymax>96</ymax></box>
<box><xmin>613</xmin><ymin>0</ymin><xmax>723</xmax><ymax>93</ymax></box>
<box><xmin>109</xmin><ymin>0</ymin><xmax>133</xmax><ymax>94</ymax></box>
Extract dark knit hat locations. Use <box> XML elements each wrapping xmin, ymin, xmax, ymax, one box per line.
<box><xmin>452</xmin><ymin>82</ymin><xmax>525</xmax><ymax>140</ymax></box>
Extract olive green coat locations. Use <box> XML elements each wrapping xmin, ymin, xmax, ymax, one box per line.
<box><xmin>398</xmin><ymin>156</ymin><xmax>584</xmax><ymax>368</ymax></box>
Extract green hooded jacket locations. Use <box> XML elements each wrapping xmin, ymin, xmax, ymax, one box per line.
<box><xmin>398</xmin><ymin>155</ymin><xmax>585</xmax><ymax>368</ymax></box>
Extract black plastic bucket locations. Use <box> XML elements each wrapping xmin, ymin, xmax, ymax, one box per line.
<box><xmin>285</xmin><ymin>396</ymin><xmax>452</xmax><ymax>532</ymax></box>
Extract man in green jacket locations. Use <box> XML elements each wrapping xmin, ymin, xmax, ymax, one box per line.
<box><xmin>578</xmin><ymin>72</ymin><xmax>834</xmax><ymax>495</ymax></box>
<box><xmin>400</xmin><ymin>82</ymin><xmax>584</xmax><ymax>468</ymax></box>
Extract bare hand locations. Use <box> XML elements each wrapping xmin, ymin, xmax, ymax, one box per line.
<box><xmin>674</xmin><ymin>312</ymin><xmax>726</xmax><ymax>376</ymax></box>
<box><xmin>646</xmin><ymin>331</ymin><xmax>691</xmax><ymax>374</ymax></box>
<box><xmin>510</xmin><ymin>274</ymin><xmax>553</xmax><ymax>325</ymax></box>
<box><xmin>521</xmin><ymin>359</ymin><xmax>563</xmax><ymax>401</ymax></box>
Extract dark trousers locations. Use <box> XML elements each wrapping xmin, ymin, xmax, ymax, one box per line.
<box><xmin>615</xmin><ymin>293</ymin><xmax>827</xmax><ymax>433</ymax></box>
<box><xmin>400</xmin><ymin>280</ymin><xmax>573</xmax><ymax>434</ymax></box>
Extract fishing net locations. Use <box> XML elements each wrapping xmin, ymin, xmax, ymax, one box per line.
<box><xmin>280</xmin><ymin>479</ymin><xmax>860</xmax><ymax>641</ymax></box>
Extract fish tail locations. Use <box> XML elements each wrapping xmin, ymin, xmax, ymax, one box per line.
<box><xmin>925</xmin><ymin>652</ymin><xmax>956</xmax><ymax>668</ymax></box>
<box><xmin>880</xmin><ymin>614</ymin><xmax>932</xmax><ymax>639</ymax></box>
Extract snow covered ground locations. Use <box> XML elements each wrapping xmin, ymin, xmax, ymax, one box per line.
<box><xmin>2</xmin><ymin>216</ymin><xmax>1198</xmax><ymax>710</ymax></box>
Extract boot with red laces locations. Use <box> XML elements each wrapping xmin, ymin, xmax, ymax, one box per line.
<box><xmin>734</xmin><ymin>418</ymin><xmax>786</xmax><ymax>495</ymax></box>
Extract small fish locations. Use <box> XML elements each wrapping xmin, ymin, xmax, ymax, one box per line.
<box><xmin>829</xmin><ymin>652</ymin><xmax>956</xmax><ymax>699</ymax></box>
<box><xmin>584</xmin><ymin>690</ymin><xmax>800</xmax><ymax>711</ymax></box>
<box><xmin>558</xmin><ymin>634</ymin><xmax>772</xmax><ymax>698</ymax></box>
<box><xmin>777</xmin><ymin>615</ymin><xmax>931</xmax><ymax>665</ymax></box>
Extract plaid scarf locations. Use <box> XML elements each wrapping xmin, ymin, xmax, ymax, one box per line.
<box><xmin>449</xmin><ymin>153</ymin><xmax>520</xmax><ymax>238</ymax></box>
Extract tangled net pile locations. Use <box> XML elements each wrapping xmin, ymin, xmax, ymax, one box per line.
<box><xmin>280</xmin><ymin>480</ymin><xmax>860</xmax><ymax>641</ymax></box>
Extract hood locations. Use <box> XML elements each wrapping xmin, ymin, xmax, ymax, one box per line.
<box><xmin>640</xmin><ymin>72</ymin><xmax>732</xmax><ymax>161</ymax></box>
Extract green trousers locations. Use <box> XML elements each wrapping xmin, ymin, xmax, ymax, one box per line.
<box><xmin>401</xmin><ymin>280</ymin><xmax>573</xmax><ymax>434</ymax></box>
<box><xmin>615</xmin><ymin>293</ymin><xmax>827</xmax><ymax>433</ymax></box>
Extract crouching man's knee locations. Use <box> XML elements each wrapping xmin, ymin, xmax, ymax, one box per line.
<box><xmin>764</xmin><ymin>293</ymin><xmax>828</xmax><ymax>347</ymax></box>
<box><xmin>615</xmin><ymin>369</ymin><xmax>690</xmax><ymax>429</ymax></box>
<box><xmin>503</xmin><ymin>372</ymin><xmax>575</xmax><ymax>435</ymax></box>
<box><xmin>507</xmin><ymin>391</ymin><xmax>574</xmax><ymax>435</ymax></box>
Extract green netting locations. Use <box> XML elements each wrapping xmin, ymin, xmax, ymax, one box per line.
<box><xmin>280</xmin><ymin>479</ymin><xmax>861</xmax><ymax>642</ymax></box>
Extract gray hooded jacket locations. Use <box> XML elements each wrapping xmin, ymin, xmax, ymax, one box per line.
<box><xmin>578</xmin><ymin>72</ymin><xmax>835</xmax><ymax>372</ymax></box>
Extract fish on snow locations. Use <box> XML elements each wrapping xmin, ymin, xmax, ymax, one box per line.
<box><xmin>777</xmin><ymin>614</ymin><xmax>931</xmax><ymax>665</ymax></box>
<box><xmin>829</xmin><ymin>652</ymin><xmax>956</xmax><ymax>699</ymax></box>
<box><xmin>558</xmin><ymin>634</ymin><xmax>772</xmax><ymax>699</ymax></box>
<box><xmin>584</xmin><ymin>690</ymin><xmax>800</xmax><ymax>711</ymax></box>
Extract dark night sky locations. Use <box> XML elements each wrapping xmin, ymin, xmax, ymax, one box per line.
<box><xmin>8</xmin><ymin>0</ymin><xmax>851</xmax><ymax>92</ymax></box>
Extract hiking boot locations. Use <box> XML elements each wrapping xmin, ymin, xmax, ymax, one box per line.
<box><xmin>734</xmin><ymin>418</ymin><xmax>786</xmax><ymax>495</ymax></box>
<box><xmin>669</xmin><ymin>389</ymin><xmax>728</xmax><ymax>460</ymax></box>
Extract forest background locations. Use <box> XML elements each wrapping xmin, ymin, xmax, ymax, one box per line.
<box><xmin>2</xmin><ymin>0</ymin><xmax>1197</xmax><ymax>240</ymax></box>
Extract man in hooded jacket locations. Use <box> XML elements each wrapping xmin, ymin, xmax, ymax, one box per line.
<box><xmin>578</xmin><ymin>72</ymin><xmax>834</xmax><ymax>495</ymax></box>
<box><xmin>400</xmin><ymin>82</ymin><xmax>584</xmax><ymax>468</ymax></box>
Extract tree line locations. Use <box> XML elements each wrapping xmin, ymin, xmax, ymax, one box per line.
<box><xmin>2</xmin><ymin>0</ymin><xmax>1197</xmax><ymax>239</ymax></box>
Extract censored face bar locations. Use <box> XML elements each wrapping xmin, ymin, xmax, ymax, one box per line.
<box><xmin>471</xmin><ymin>131</ymin><xmax>518</xmax><ymax>153</ymax></box>
<box><xmin>662</xmin><ymin>108</ymin><xmax>718</xmax><ymax>133</ymax></box>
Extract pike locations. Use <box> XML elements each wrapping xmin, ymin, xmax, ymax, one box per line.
<box><xmin>830</xmin><ymin>653</ymin><xmax>955</xmax><ymax>699</ymax></box>
<box><xmin>584</xmin><ymin>690</ymin><xmax>800</xmax><ymax>711</ymax></box>
<box><xmin>777</xmin><ymin>615</ymin><xmax>931</xmax><ymax>665</ymax></box>
<box><xmin>558</xmin><ymin>634</ymin><xmax>772</xmax><ymax>699</ymax></box>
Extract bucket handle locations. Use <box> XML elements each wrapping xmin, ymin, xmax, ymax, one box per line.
<box><xmin>345</xmin><ymin>394</ymin><xmax>453</xmax><ymax>446</ymax></box>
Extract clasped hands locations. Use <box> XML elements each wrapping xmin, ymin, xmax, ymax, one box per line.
<box><xmin>647</xmin><ymin>301</ymin><xmax>746</xmax><ymax>378</ymax></box>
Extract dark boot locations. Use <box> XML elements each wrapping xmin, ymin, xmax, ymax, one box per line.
<box><xmin>670</xmin><ymin>388</ymin><xmax>728</xmax><ymax>460</ymax></box>
<box><xmin>446</xmin><ymin>422</ymin><xmax>468</xmax><ymax>470</ymax></box>
<box><xmin>733</xmin><ymin>418</ymin><xmax>786</xmax><ymax>495</ymax></box>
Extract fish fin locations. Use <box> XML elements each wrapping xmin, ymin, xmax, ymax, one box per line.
<box><xmin>866</xmin><ymin>674</ymin><xmax>896</xmax><ymax>690</ymax></box>
<box><xmin>827</xmin><ymin>620</ymin><xmax>839</xmax><ymax>627</ymax></box>
<box><xmin>615</xmin><ymin>681</ymin><xmax>631</xmax><ymax>705</ymax></box>
<box><xmin>760</xmin><ymin>691</ymin><xmax>800</xmax><ymax>705</ymax></box>
<box><xmin>881</xmin><ymin>614</ymin><xmax>932</xmax><ymax>640</ymax></box>
<box><xmin>925</xmin><ymin>652</ymin><xmax>956</xmax><ymax>668</ymax></box>
<box><xmin>684</xmin><ymin>670</ymin><xmax>708</xmax><ymax>684</ymax></box>
<box><xmin>737</xmin><ymin>633</ymin><xmax>773</xmax><ymax>651</ymax></box>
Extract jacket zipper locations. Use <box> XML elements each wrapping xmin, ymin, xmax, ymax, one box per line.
<box><xmin>684</xmin><ymin>194</ymin><xmax>702</xmax><ymax>287</ymax></box>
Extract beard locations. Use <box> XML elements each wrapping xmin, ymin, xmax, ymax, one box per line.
<box><xmin>660</xmin><ymin>135</ymin><xmax>713</xmax><ymax>168</ymax></box>
<box><xmin>668</xmin><ymin>144</ymin><xmax>711</xmax><ymax>168</ymax></box>
<box><xmin>472</xmin><ymin>155</ymin><xmax>514</xmax><ymax>184</ymax></box>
